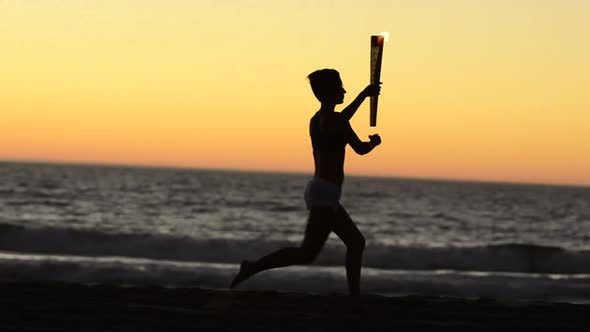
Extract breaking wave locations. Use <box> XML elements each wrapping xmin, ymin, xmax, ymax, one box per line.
<box><xmin>2</xmin><ymin>223</ymin><xmax>589</xmax><ymax>274</ymax></box>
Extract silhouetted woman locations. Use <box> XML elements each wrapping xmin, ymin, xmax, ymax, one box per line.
<box><xmin>230</xmin><ymin>69</ymin><xmax>381</xmax><ymax>303</ymax></box>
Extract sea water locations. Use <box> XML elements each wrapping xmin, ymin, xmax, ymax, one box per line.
<box><xmin>1</xmin><ymin>162</ymin><xmax>589</xmax><ymax>302</ymax></box>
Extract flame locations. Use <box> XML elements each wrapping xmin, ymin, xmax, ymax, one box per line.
<box><xmin>378</xmin><ymin>32</ymin><xmax>390</xmax><ymax>43</ymax></box>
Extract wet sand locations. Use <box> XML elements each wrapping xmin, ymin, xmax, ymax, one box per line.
<box><xmin>2</xmin><ymin>282</ymin><xmax>589</xmax><ymax>331</ymax></box>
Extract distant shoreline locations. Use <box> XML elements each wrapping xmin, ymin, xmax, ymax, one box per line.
<box><xmin>1</xmin><ymin>159</ymin><xmax>588</xmax><ymax>189</ymax></box>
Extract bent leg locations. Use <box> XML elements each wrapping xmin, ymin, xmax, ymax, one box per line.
<box><xmin>332</xmin><ymin>205</ymin><xmax>366</xmax><ymax>298</ymax></box>
<box><xmin>230</xmin><ymin>207</ymin><xmax>333</xmax><ymax>289</ymax></box>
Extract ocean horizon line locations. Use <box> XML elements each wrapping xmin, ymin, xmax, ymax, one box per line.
<box><xmin>1</xmin><ymin>158</ymin><xmax>588</xmax><ymax>189</ymax></box>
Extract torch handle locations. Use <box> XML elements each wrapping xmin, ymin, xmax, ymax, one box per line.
<box><xmin>370</xmin><ymin>95</ymin><xmax>379</xmax><ymax>126</ymax></box>
<box><xmin>370</xmin><ymin>35</ymin><xmax>384</xmax><ymax>127</ymax></box>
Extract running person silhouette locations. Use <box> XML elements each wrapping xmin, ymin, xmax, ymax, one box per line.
<box><xmin>230</xmin><ymin>69</ymin><xmax>381</xmax><ymax>302</ymax></box>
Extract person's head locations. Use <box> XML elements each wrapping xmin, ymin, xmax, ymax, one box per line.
<box><xmin>307</xmin><ymin>69</ymin><xmax>346</xmax><ymax>104</ymax></box>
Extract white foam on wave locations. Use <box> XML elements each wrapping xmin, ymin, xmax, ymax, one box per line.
<box><xmin>1</xmin><ymin>251</ymin><xmax>590</xmax><ymax>303</ymax></box>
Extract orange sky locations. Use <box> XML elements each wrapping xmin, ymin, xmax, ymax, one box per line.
<box><xmin>1</xmin><ymin>0</ymin><xmax>589</xmax><ymax>186</ymax></box>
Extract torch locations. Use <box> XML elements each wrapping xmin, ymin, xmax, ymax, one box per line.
<box><xmin>370</xmin><ymin>32</ymin><xmax>388</xmax><ymax>127</ymax></box>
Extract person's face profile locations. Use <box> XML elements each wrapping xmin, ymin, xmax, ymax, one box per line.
<box><xmin>338</xmin><ymin>84</ymin><xmax>346</xmax><ymax>104</ymax></box>
<box><xmin>333</xmin><ymin>80</ymin><xmax>346</xmax><ymax>104</ymax></box>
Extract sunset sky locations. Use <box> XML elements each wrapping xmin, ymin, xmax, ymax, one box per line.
<box><xmin>1</xmin><ymin>0</ymin><xmax>589</xmax><ymax>186</ymax></box>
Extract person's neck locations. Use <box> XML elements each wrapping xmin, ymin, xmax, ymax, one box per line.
<box><xmin>319</xmin><ymin>103</ymin><xmax>336</xmax><ymax>113</ymax></box>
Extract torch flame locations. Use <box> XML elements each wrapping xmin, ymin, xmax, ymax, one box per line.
<box><xmin>378</xmin><ymin>32</ymin><xmax>390</xmax><ymax>43</ymax></box>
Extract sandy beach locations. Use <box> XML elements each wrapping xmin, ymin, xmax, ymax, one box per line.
<box><xmin>2</xmin><ymin>282</ymin><xmax>589</xmax><ymax>331</ymax></box>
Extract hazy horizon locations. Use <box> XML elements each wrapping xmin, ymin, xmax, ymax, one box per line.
<box><xmin>2</xmin><ymin>158</ymin><xmax>588</xmax><ymax>189</ymax></box>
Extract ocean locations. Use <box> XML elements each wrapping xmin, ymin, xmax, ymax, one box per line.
<box><xmin>1</xmin><ymin>161</ymin><xmax>589</xmax><ymax>303</ymax></box>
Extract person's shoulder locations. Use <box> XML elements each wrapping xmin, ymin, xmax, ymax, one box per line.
<box><xmin>312</xmin><ymin>111</ymin><xmax>348</xmax><ymax>127</ymax></box>
<box><xmin>327</xmin><ymin>111</ymin><xmax>343</xmax><ymax>120</ymax></box>
<box><xmin>334</xmin><ymin>112</ymin><xmax>350</xmax><ymax>124</ymax></box>
<box><xmin>321</xmin><ymin>112</ymin><xmax>346</xmax><ymax>126</ymax></box>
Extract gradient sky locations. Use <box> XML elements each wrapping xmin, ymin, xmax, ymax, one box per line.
<box><xmin>1</xmin><ymin>0</ymin><xmax>589</xmax><ymax>186</ymax></box>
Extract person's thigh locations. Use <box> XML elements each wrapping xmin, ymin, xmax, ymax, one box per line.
<box><xmin>300</xmin><ymin>207</ymin><xmax>334</xmax><ymax>254</ymax></box>
<box><xmin>331</xmin><ymin>205</ymin><xmax>364</xmax><ymax>247</ymax></box>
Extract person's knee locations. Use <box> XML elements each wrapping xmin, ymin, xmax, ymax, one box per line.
<box><xmin>299</xmin><ymin>247</ymin><xmax>320</xmax><ymax>264</ymax></box>
<box><xmin>348</xmin><ymin>234</ymin><xmax>365</xmax><ymax>253</ymax></box>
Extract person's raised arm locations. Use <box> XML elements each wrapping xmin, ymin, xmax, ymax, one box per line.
<box><xmin>341</xmin><ymin>83</ymin><xmax>382</xmax><ymax>121</ymax></box>
<box><xmin>344</xmin><ymin>120</ymin><xmax>382</xmax><ymax>155</ymax></box>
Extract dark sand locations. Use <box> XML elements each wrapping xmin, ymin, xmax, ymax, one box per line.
<box><xmin>2</xmin><ymin>282</ymin><xmax>589</xmax><ymax>331</ymax></box>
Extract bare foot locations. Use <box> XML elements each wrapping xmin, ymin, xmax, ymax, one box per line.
<box><xmin>229</xmin><ymin>260</ymin><xmax>256</xmax><ymax>289</ymax></box>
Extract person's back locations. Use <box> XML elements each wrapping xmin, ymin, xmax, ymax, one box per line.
<box><xmin>309</xmin><ymin>110</ymin><xmax>347</xmax><ymax>185</ymax></box>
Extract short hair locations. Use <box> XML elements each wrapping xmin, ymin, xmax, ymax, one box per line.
<box><xmin>307</xmin><ymin>69</ymin><xmax>341</xmax><ymax>102</ymax></box>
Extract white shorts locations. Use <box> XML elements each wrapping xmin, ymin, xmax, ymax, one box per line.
<box><xmin>304</xmin><ymin>177</ymin><xmax>342</xmax><ymax>209</ymax></box>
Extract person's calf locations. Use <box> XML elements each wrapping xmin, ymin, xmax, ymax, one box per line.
<box><xmin>229</xmin><ymin>260</ymin><xmax>256</xmax><ymax>289</ymax></box>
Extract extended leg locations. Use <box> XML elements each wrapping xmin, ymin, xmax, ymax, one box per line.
<box><xmin>230</xmin><ymin>207</ymin><xmax>333</xmax><ymax>289</ymax></box>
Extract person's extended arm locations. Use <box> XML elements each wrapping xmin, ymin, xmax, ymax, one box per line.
<box><xmin>341</xmin><ymin>83</ymin><xmax>382</xmax><ymax>120</ymax></box>
<box><xmin>344</xmin><ymin>120</ymin><xmax>382</xmax><ymax>155</ymax></box>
